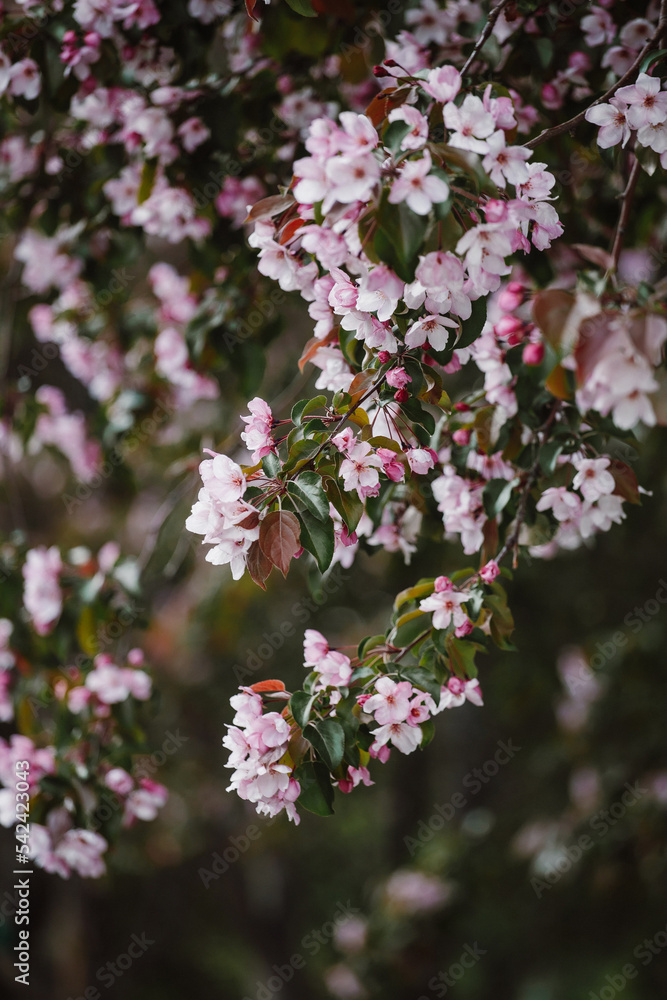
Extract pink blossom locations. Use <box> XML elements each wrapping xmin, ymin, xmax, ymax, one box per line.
<box><xmin>406</xmin><ymin>447</ymin><xmax>435</xmax><ymax>475</ymax></box>
<box><xmin>338</xmin><ymin>766</ymin><xmax>373</xmax><ymax>794</ymax></box>
<box><xmin>585</xmin><ymin>100</ymin><xmax>631</xmax><ymax>148</ymax></box>
<box><xmin>316</xmin><ymin>651</ymin><xmax>353</xmax><ymax>688</ymax></box>
<box><xmin>482</xmin><ymin>131</ymin><xmax>531</xmax><ymax>187</ymax></box>
<box><xmin>439</xmin><ymin>676</ymin><xmax>484</xmax><ymax>709</ymax></box>
<box><xmin>340</xmin><ymin>441</ymin><xmax>383</xmax><ymax>499</ymax></box>
<box><xmin>405</xmin><ymin>314</ymin><xmax>457</xmax><ymax>351</ymax></box>
<box><xmin>387</xmin><ymin>105</ymin><xmax>429</xmax><ymax>149</ymax></box>
<box><xmin>240</xmin><ymin>397</ymin><xmax>274</xmax><ymax>463</ymax></box>
<box><xmin>571</xmin><ymin>456</ymin><xmax>615</xmax><ymax>503</ymax></box>
<box><xmin>389</xmin><ymin>150</ymin><xmax>449</xmax><ymax>215</ymax></box>
<box><xmin>332</xmin><ymin>427</ymin><xmax>356</xmax><ymax>453</ymax></box>
<box><xmin>419</xmin><ymin>587</ymin><xmax>468</xmax><ymax>630</ymax></box>
<box><xmin>377</xmin><ymin>447</ymin><xmax>405</xmax><ymax>483</ymax></box>
<box><xmin>325</xmin><ymin>153</ymin><xmax>380</xmax><ymax>206</ymax></box>
<box><xmin>124</xmin><ymin>779</ymin><xmax>168</xmax><ymax>824</ymax></box>
<box><xmin>616</xmin><ymin>73</ymin><xmax>667</xmax><ymax>128</ymax></box>
<box><xmin>444</xmin><ymin>95</ymin><xmax>495</xmax><ymax>153</ymax></box>
<box><xmin>372</xmin><ymin>720</ymin><xmax>422</xmax><ymax>754</ymax></box>
<box><xmin>365</xmin><ymin>676</ymin><xmax>413</xmax><ymax>724</ymax></box>
<box><xmin>356</xmin><ymin>266</ymin><xmax>404</xmax><ymax>322</ymax></box>
<box><xmin>23</xmin><ymin>546</ymin><xmax>63</xmax><ymax>636</ymax></box>
<box><xmin>536</xmin><ymin>486</ymin><xmax>582</xmax><ymax>522</ymax></box>
<box><xmin>422</xmin><ymin>65</ymin><xmax>461</xmax><ymax>103</ymax></box>
<box><xmin>304</xmin><ymin>629</ymin><xmax>330</xmax><ymax>666</ymax></box>
<box><xmin>105</xmin><ymin>768</ymin><xmax>134</xmax><ymax>796</ymax></box>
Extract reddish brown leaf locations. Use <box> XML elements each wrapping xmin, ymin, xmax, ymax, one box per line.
<box><xmin>298</xmin><ymin>329</ymin><xmax>337</xmax><ymax>372</ymax></box>
<box><xmin>531</xmin><ymin>289</ymin><xmax>575</xmax><ymax>348</ymax></box>
<box><xmin>609</xmin><ymin>459</ymin><xmax>641</xmax><ymax>505</ymax></box>
<box><xmin>259</xmin><ymin>511</ymin><xmax>301</xmax><ymax>577</ymax></box>
<box><xmin>572</xmin><ymin>243</ymin><xmax>614</xmax><ymax>271</ymax></box>
<box><xmin>279</xmin><ymin>218</ymin><xmax>305</xmax><ymax>245</ymax></box>
<box><xmin>348</xmin><ymin>369</ymin><xmax>377</xmax><ymax>406</ymax></box>
<box><xmin>246</xmin><ymin>540</ymin><xmax>272</xmax><ymax>589</ymax></box>
<box><xmin>245</xmin><ymin>194</ymin><xmax>295</xmax><ymax>224</ymax></box>
<box><xmin>365</xmin><ymin>88</ymin><xmax>399</xmax><ymax>127</ymax></box>
<box><xmin>250</xmin><ymin>679</ymin><xmax>286</xmax><ymax>693</ymax></box>
<box><xmin>238</xmin><ymin>511</ymin><xmax>260</xmax><ymax>530</ymax></box>
<box><xmin>244</xmin><ymin>0</ymin><xmax>261</xmax><ymax>19</ymax></box>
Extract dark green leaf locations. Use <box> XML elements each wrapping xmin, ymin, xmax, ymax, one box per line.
<box><xmin>262</xmin><ymin>452</ymin><xmax>281</xmax><ymax>478</ymax></box>
<box><xmin>290</xmin><ymin>690</ymin><xmax>318</xmax><ymax>729</ymax></box>
<box><xmin>482</xmin><ymin>478</ymin><xmax>516</xmax><ymax>519</ymax></box>
<box><xmin>397</xmin><ymin>666</ymin><xmax>442</xmax><ymax>704</ymax></box>
<box><xmin>298</xmin><ymin>509</ymin><xmax>335</xmax><ymax>572</ymax></box>
<box><xmin>287</xmin><ymin>471</ymin><xmax>330</xmax><ymax>521</ymax></box>
<box><xmin>285</xmin><ymin>0</ymin><xmax>317</xmax><ymax>14</ymax></box>
<box><xmin>294</xmin><ymin>761</ymin><xmax>334</xmax><ymax>816</ymax></box>
<box><xmin>457</xmin><ymin>297</ymin><xmax>487</xmax><ymax>349</ymax></box>
<box><xmin>303</xmin><ymin>718</ymin><xmax>345</xmax><ymax>770</ymax></box>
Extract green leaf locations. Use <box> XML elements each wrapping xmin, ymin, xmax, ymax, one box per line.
<box><xmin>291</xmin><ymin>395</ymin><xmax>327</xmax><ymax>426</ymax></box>
<box><xmin>482</xmin><ymin>478</ymin><xmax>517</xmax><ymax>519</ymax></box>
<box><xmin>282</xmin><ymin>438</ymin><xmax>321</xmax><ymax>474</ymax></box>
<box><xmin>396</xmin><ymin>666</ymin><xmax>442</xmax><ymax>704</ymax></box>
<box><xmin>285</xmin><ymin>0</ymin><xmax>316</xmax><ymax>14</ymax></box>
<box><xmin>447</xmin><ymin>636</ymin><xmax>479</xmax><ymax>678</ymax></box>
<box><xmin>323</xmin><ymin>477</ymin><xmax>364</xmax><ymax>532</ymax></box>
<box><xmin>457</xmin><ymin>297</ymin><xmax>487</xmax><ymax>349</ymax></box>
<box><xmin>262</xmin><ymin>452</ymin><xmax>282</xmax><ymax>478</ymax></box>
<box><xmin>394</xmin><ymin>580</ymin><xmax>434</xmax><ymax>613</ymax></box>
<box><xmin>303</xmin><ymin>719</ymin><xmax>345</xmax><ymax>770</ymax></box>
<box><xmin>294</xmin><ymin>761</ymin><xmax>334</xmax><ymax>816</ymax></box>
<box><xmin>374</xmin><ymin>195</ymin><xmax>428</xmax><ymax>282</ymax></box>
<box><xmin>358</xmin><ymin>633</ymin><xmax>386</xmax><ymax>659</ymax></box>
<box><xmin>137</xmin><ymin>158</ymin><xmax>158</xmax><ymax>204</ymax></box>
<box><xmin>539</xmin><ymin>440</ymin><xmax>563</xmax><ymax>476</ymax></box>
<box><xmin>290</xmin><ymin>691</ymin><xmax>318</xmax><ymax>730</ymax></box>
<box><xmin>287</xmin><ymin>471</ymin><xmax>329</xmax><ymax>521</ymax></box>
<box><xmin>383</xmin><ymin>120</ymin><xmax>412</xmax><ymax>153</ymax></box>
<box><xmin>298</xmin><ymin>509</ymin><xmax>335</xmax><ymax>573</ymax></box>
<box><xmin>420</xmin><ymin>718</ymin><xmax>436</xmax><ymax>748</ymax></box>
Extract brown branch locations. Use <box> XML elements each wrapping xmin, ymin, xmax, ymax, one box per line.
<box><xmin>610</xmin><ymin>154</ymin><xmax>642</xmax><ymax>271</ymax></box>
<box><xmin>524</xmin><ymin>0</ymin><xmax>667</xmax><ymax>151</ymax></box>
<box><xmin>495</xmin><ymin>401</ymin><xmax>560</xmax><ymax>568</ymax></box>
<box><xmin>461</xmin><ymin>0</ymin><xmax>513</xmax><ymax>77</ymax></box>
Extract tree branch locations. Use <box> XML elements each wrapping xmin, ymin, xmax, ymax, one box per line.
<box><xmin>524</xmin><ymin>0</ymin><xmax>667</xmax><ymax>151</ymax></box>
<box><xmin>460</xmin><ymin>0</ymin><xmax>513</xmax><ymax>77</ymax></box>
<box><xmin>610</xmin><ymin>154</ymin><xmax>642</xmax><ymax>271</ymax></box>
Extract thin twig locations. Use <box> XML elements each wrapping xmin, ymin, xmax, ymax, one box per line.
<box><xmin>460</xmin><ymin>0</ymin><xmax>513</xmax><ymax>77</ymax></box>
<box><xmin>495</xmin><ymin>401</ymin><xmax>560</xmax><ymax>568</ymax></box>
<box><xmin>610</xmin><ymin>155</ymin><xmax>642</xmax><ymax>271</ymax></box>
<box><xmin>525</xmin><ymin>0</ymin><xmax>667</xmax><ymax>150</ymax></box>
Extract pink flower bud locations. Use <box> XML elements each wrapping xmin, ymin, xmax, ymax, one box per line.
<box><xmin>454</xmin><ymin>402</ymin><xmax>470</xmax><ymax>412</ymax></box>
<box><xmin>373</xmin><ymin>65</ymin><xmax>389</xmax><ymax>77</ymax></box>
<box><xmin>479</xmin><ymin>559</ymin><xmax>500</xmax><ymax>583</ymax></box>
<box><xmin>523</xmin><ymin>342</ymin><xmax>545</xmax><ymax>366</ymax></box>
<box><xmin>377</xmin><ymin>350</ymin><xmax>391</xmax><ymax>364</ymax></box>
<box><xmin>455</xmin><ymin>619</ymin><xmax>474</xmax><ymax>637</ymax></box>
<box><xmin>494</xmin><ymin>315</ymin><xmax>524</xmax><ymax>339</ymax></box>
<box><xmin>452</xmin><ymin>429</ymin><xmax>471</xmax><ymax>446</ymax></box>
<box><xmin>485</xmin><ymin>199</ymin><xmax>508</xmax><ymax>223</ymax></box>
<box><xmin>434</xmin><ymin>575</ymin><xmax>453</xmax><ymax>593</ymax></box>
<box><xmin>394</xmin><ymin>387</ymin><xmax>409</xmax><ymax>403</ymax></box>
<box><xmin>386</xmin><ymin>366</ymin><xmax>411</xmax><ymax>389</ymax></box>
